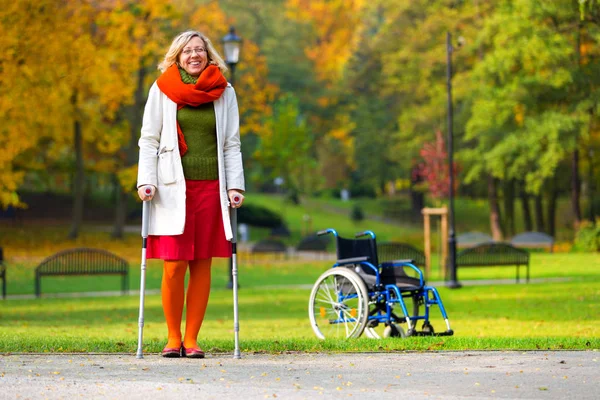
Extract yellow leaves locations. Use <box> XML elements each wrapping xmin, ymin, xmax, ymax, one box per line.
<box><xmin>117</xmin><ymin>166</ymin><xmax>139</xmax><ymax>194</ymax></box>
<box><xmin>514</xmin><ymin>103</ymin><xmax>526</xmax><ymax>127</ymax></box>
<box><xmin>285</xmin><ymin>0</ymin><xmax>366</xmax><ymax>84</ymax></box>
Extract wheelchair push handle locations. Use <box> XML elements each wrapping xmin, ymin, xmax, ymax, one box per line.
<box><xmin>317</xmin><ymin>228</ymin><xmax>338</xmax><ymax>237</ymax></box>
<box><xmin>355</xmin><ymin>230</ymin><xmax>376</xmax><ymax>239</ymax></box>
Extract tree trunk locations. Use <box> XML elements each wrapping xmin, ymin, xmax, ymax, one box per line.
<box><xmin>503</xmin><ymin>179</ymin><xmax>515</xmax><ymax>237</ymax></box>
<box><xmin>488</xmin><ymin>174</ymin><xmax>503</xmax><ymax>241</ymax></box>
<box><xmin>534</xmin><ymin>194</ymin><xmax>545</xmax><ymax>233</ymax></box>
<box><xmin>69</xmin><ymin>95</ymin><xmax>84</xmax><ymax>239</ymax></box>
<box><xmin>546</xmin><ymin>179</ymin><xmax>557</xmax><ymax>238</ymax></box>
<box><xmin>571</xmin><ymin>149</ymin><xmax>582</xmax><ymax>228</ymax></box>
<box><xmin>112</xmin><ymin>66</ymin><xmax>147</xmax><ymax>238</ymax></box>
<box><xmin>588</xmin><ymin>148</ymin><xmax>596</xmax><ymax>221</ymax></box>
<box><xmin>410</xmin><ymin>164</ymin><xmax>424</xmax><ymax>216</ymax></box>
<box><xmin>571</xmin><ymin>17</ymin><xmax>582</xmax><ymax>228</ymax></box>
<box><xmin>519</xmin><ymin>182</ymin><xmax>533</xmax><ymax>231</ymax></box>
<box><xmin>112</xmin><ymin>174</ymin><xmax>127</xmax><ymax>239</ymax></box>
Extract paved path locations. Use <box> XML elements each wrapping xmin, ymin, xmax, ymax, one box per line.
<box><xmin>1</xmin><ymin>351</ymin><xmax>597</xmax><ymax>399</ymax></box>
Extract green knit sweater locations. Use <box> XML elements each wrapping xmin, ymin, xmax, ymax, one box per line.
<box><xmin>177</xmin><ymin>68</ymin><xmax>218</xmax><ymax>180</ymax></box>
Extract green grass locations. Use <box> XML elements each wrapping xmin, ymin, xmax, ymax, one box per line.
<box><xmin>0</xmin><ymin>193</ymin><xmax>598</xmax><ymax>353</ymax></box>
<box><xmin>0</xmin><ymin>280</ymin><xmax>598</xmax><ymax>353</ymax></box>
<box><xmin>1</xmin><ymin>253</ymin><xmax>599</xmax><ymax>353</ymax></box>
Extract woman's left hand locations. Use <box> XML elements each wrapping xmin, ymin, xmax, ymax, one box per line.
<box><xmin>228</xmin><ymin>190</ymin><xmax>245</xmax><ymax>208</ymax></box>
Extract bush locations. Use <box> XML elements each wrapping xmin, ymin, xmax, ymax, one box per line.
<box><xmin>238</xmin><ymin>204</ymin><xmax>283</xmax><ymax>228</ymax></box>
<box><xmin>349</xmin><ymin>183</ymin><xmax>377</xmax><ymax>199</ymax></box>
<box><xmin>572</xmin><ymin>221</ymin><xmax>600</xmax><ymax>252</ymax></box>
<box><xmin>351</xmin><ymin>204</ymin><xmax>364</xmax><ymax>222</ymax></box>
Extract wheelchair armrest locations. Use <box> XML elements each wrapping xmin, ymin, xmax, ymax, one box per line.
<box><xmin>336</xmin><ymin>256</ymin><xmax>370</xmax><ymax>264</ymax></box>
<box><xmin>379</xmin><ymin>260</ymin><xmax>424</xmax><ymax>287</ymax></box>
<box><xmin>380</xmin><ymin>259</ymin><xmax>414</xmax><ymax>266</ymax></box>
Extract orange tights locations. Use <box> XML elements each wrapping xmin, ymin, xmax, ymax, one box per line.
<box><xmin>162</xmin><ymin>259</ymin><xmax>212</xmax><ymax>349</ymax></box>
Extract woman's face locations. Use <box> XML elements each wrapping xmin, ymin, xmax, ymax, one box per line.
<box><xmin>179</xmin><ymin>36</ymin><xmax>208</xmax><ymax>77</ymax></box>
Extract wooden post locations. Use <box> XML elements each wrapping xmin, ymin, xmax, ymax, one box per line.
<box><xmin>422</xmin><ymin>207</ymin><xmax>449</xmax><ymax>281</ymax></box>
<box><xmin>423</xmin><ymin>212</ymin><xmax>431</xmax><ymax>278</ymax></box>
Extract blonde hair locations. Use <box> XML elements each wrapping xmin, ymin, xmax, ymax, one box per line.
<box><xmin>158</xmin><ymin>31</ymin><xmax>228</xmax><ymax>74</ymax></box>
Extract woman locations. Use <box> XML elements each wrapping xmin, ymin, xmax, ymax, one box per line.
<box><xmin>137</xmin><ymin>31</ymin><xmax>245</xmax><ymax>359</ymax></box>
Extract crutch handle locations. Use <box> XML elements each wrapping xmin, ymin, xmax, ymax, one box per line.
<box><xmin>141</xmin><ymin>201</ymin><xmax>150</xmax><ymax>238</ymax></box>
<box><xmin>232</xmin><ymin>194</ymin><xmax>242</xmax><ymax>206</ymax></box>
<box><xmin>143</xmin><ymin>186</ymin><xmax>153</xmax><ymax>196</ymax></box>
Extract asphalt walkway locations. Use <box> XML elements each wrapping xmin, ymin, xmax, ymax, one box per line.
<box><xmin>1</xmin><ymin>351</ymin><xmax>597</xmax><ymax>399</ymax></box>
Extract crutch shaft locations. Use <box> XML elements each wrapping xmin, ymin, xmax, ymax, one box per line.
<box><xmin>231</xmin><ymin>206</ymin><xmax>241</xmax><ymax>359</ymax></box>
<box><xmin>136</xmin><ymin>196</ymin><xmax>150</xmax><ymax>359</ymax></box>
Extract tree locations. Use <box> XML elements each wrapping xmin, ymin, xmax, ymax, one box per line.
<box><xmin>254</xmin><ymin>94</ymin><xmax>319</xmax><ymax>194</ymax></box>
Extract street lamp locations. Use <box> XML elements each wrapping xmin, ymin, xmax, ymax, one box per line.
<box><xmin>223</xmin><ymin>26</ymin><xmax>242</xmax><ymax>290</ymax></box>
<box><xmin>446</xmin><ymin>31</ymin><xmax>461</xmax><ymax>289</ymax></box>
<box><xmin>222</xmin><ymin>26</ymin><xmax>242</xmax><ymax>86</ymax></box>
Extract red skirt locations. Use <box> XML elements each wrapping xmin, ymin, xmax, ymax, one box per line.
<box><xmin>147</xmin><ymin>180</ymin><xmax>232</xmax><ymax>260</ymax></box>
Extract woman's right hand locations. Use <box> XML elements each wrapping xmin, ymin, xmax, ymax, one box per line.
<box><xmin>138</xmin><ymin>185</ymin><xmax>156</xmax><ymax>201</ymax></box>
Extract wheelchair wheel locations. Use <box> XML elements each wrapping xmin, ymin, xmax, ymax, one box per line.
<box><xmin>383</xmin><ymin>323</ymin><xmax>406</xmax><ymax>338</ymax></box>
<box><xmin>365</xmin><ymin>320</ymin><xmax>406</xmax><ymax>339</ymax></box>
<box><xmin>422</xmin><ymin>321</ymin><xmax>435</xmax><ymax>335</ymax></box>
<box><xmin>308</xmin><ymin>268</ymin><xmax>369</xmax><ymax>339</ymax></box>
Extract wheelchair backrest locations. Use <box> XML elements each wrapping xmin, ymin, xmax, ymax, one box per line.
<box><xmin>336</xmin><ymin>236</ymin><xmax>379</xmax><ymax>274</ymax></box>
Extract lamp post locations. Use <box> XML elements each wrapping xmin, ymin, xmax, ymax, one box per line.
<box><xmin>222</xmin><ymin>26</ymin><xmax>242</xmax><ymax>86</ymax></box>
<box><xmin>223</xmin><ymin>26</ymin><xmax>242</xmax><ymax>290</ymax></box>
<box><xmin>446</xmin><ymin>31</ymin><xmax>461</xmax><ymax>289</ymax></box>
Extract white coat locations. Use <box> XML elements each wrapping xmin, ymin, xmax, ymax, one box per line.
<box><xmin>136</xmin><ymin>81</ymin><xmax>245</xmax><ymax>240</ymax></box>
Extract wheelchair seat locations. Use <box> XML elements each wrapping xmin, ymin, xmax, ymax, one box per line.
<box><xmin>349</xmin><ymin>266</ymin><xmax>420</xmax><ymax>290</ymax></box>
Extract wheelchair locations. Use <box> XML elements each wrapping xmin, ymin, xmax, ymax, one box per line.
<box><xmin>308</xmin><ymin>229</ymin><xmax>454</xmax><ymax>339</ymax></box>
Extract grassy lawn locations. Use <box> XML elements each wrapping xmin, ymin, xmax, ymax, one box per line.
<box><xmin>1</xmin><ymin>253</ymin><xmax>598</xmax><ymax>353</ymax></box>
<box><xmin>0</xmin><ymin>193</ymin><xmax>597</xmax><ymax>353</ymax></box>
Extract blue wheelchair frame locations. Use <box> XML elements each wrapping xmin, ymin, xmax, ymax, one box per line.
<box><xmin>319</xmin><ymin>228</ymin><xmax>453</xmax><ymax>336</ymax></box>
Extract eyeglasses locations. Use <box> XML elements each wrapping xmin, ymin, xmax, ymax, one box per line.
<box><xmin>182</xmin><ymin>47</ymin><xmax>206</xmax><ymax>56</ymax></box>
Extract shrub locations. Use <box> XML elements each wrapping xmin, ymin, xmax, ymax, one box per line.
<box><xmin>349</xmin><ymin>183</ymin><xmax>377</xmax><ymax>198</ymax></box>
<box><xmin>238</xmin><ymin>204</ymin><xmax>283</xmax><ymax>228</ymax></box>
<box><xmin>572</xmin><ymin>221</ymin><xmax>600</xmax><ymax>252</ymax></box>
<box><xmin>351</xmin><ymin>204</ymin><xmax>364</xmax><ymax>222</ymax></box>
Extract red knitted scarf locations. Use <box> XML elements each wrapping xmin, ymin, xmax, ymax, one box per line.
<box><xmin>156</xmin><ymin>64</ymin><xmax>227</xmax><ymax>156</ymax></box>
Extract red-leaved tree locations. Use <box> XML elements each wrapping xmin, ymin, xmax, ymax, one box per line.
<box><xmin>416</xmin><ymin>130</ymin><xmax>460</xmax><ymax>200</ymax></box>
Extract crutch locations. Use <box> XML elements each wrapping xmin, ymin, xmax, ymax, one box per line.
<box><xmin>231</xmin><ymin>194</ymin><xmax>242</xmax><ymax>359</ymax></box>
<box><xmin>136</xmin><ymin>186</ymin><xmax>152</xmax><ymax>359</ymax></box>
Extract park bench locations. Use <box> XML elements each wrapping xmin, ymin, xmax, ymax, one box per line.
<box><xmin>250</xmin><ymin>239</ymin><xmax>288</xmax><ymax>260</ymax></box>
<box><xmin>456</xmin><ymin>231</ymin><xmax>494</xmax><ymax>249</ymax></box>
<box><xmin>511</xmin><ymin>231</ymin><xmax>554</xmax><ymax>253</ymax></box>
<box><xmin>35</xmin><ymin>248</ymin><xmax>129</xmax><ymax>298</ymax></box>
<box><xmin>456</xmin><ymin>243</ymin><xmax>530</xmax><ymax>283</ymax></box>
<box><xmin>377</xmin><ymin>242</ymin><xmax>426</xmax><ymax>268</ymax></box>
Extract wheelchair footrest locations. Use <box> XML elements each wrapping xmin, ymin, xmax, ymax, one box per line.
<box><xmin>408</xmin><ymin>329</ymin><xmax>454</xmax><ymax>337</ymax></box>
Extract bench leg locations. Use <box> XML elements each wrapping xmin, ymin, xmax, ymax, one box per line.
<box><xmin>122</xmin><ymin>272</ymin><xmax>128</xmax><ymax>295</ymax></box>
<box><xmin>35</xmin><ymin>272</ymin><xmax>41</xmax><ymax>298</ymax></box>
